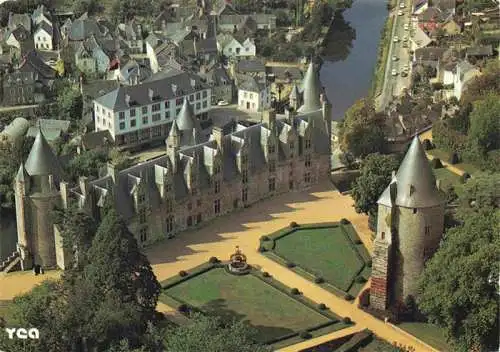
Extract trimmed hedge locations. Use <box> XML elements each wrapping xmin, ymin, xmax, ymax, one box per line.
<box><xmin>354</xmin><ymin>239</ymin><xmax>362</xmax><ymax>245</ymax></box>
<box><xmin>177</xmin><ymin>304</ymin><xmax>190</xmax><ymax>313</ymax></box>
<box><xmin>344</xmin><ymin>294</ymin><xmax>354</xmax><ymax>301</ymax></box>
<box><xmin>208</xmin><ymin>256</ymin><xmax>219</xmax><ymax>264</ymax></box>
<box><xmin>422</xmin><ymin>139</ymin><xmax>434</xmax><ymax>150</ymax></box>
<box><xmin>290</xmin><ymin>221</ymin><xmax>299</xmax><ymax>228</ymax></box>
<box><xmin>431</xmin><ymin>158</ymin><xmax>444</xmax><ymax>169</ymax></box>
<box><xmin>367</xmin><ymin>259</ymin><xmax>372</xmax><ymax>268</ymax></box>
<box><xmin>178</xmin><ymin>270</ymin><xmax>188</xmax><ymax>277</ymax></box>
<box><xmin>262</xmin><ymin>271</ymin><xmax>270</xmax><ymax>278</ymax></box>
<box><xmin>291</xmin><ymin>288</ymin><xmax>300</xmax><ymax>295</ymax></box>
<box><xmin>355</xmin><ymin>276</ymin><xmax>367</xmax><ymax>284</ymax></box>
<box><xmin>258</xmin><ymin>246</ymin><xmax>267</xmax><ymax>253</ymax></box>
<box><xmin>460</xmin><ymin>172</ymin><xmax>471</xmax><ymax>183</ymax></box>
<box><xmin>260</xmin><ymin>235</ymin><xmax>270</xmax><ymax>241</ymax></box>
<box><xmin>286</xmin><ymin>262</ymin><xmax>296</xmax><ymax>268</ymax></box>
<box><xmin>299</xmin><ymin>331</ymin><xmax>312</xmax><ymax>339</ymax></box>
<box><xmin>449</xmin><ymin>151</ymin><xmax>460</xmax><ymax>164</ymax></box>
<box><xmin>340</xmin><ymin>218</ymin><xmax>350</xmax><ymax>225</ymax></box>
<box><xmin>314</xmin><ymin>276</ymin><xmax>325</xmax><ymax>284</ymax></box>
<box><xmin>318</xmin><ymin>303</ymin><xmax>327</xmax><ymax>310</ymax></box>
<box><xmin>342</xmin><ymin>317</ymin><xmax>352</xmax><ymax>324</ymax></box>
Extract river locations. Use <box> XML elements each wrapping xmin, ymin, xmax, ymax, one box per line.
<box><xmin>320</xmin><ymin>0</ymin><xmax>388</xmax><ymax>120</ymax></box>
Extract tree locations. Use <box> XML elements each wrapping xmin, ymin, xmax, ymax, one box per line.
<box><xmin>66</xmin><ymin>148</ymin><xmax>109</xmax><ymax>181</ymax></box>
<box><xmin>84</xmin><ymin>209</ymin><xmax>161</xmax><ymax>318</ymax></box>
<box><xmin>461</xmin><ymin>61</ymin><xmax>500</xmax><ymax>105</ymax></box>
<box><xmin>467</xmin><ymin>94</ymin><xmax>500</xmax><ymax>156</ymax></box>
<box><xmin>55</xmin><ymin>84</ymin><xmax>83</xmax><ymax>121</ymax></box>
<box><xmin>418</xmin><ymin>173</ymin><xmax>500</xmax><ymax>352</ymax></box>
<box><xmin>351</xmin><ymin>153</ymin><xmax>400</xmax><ymax>216</ymax></box>
<box><xmin>72</xmin><ymin>0</ymin><xmax>105</xmax><ymax>16</ymax></box>
<box><xmin>163</xmin><ymin>313</ymin><xmax>272</xmax><ymax>352</ymax></box>
<box><xmin>339</xmin><ymin>98</ymin><xmax>386</xmax><ymax>158</ymax></box>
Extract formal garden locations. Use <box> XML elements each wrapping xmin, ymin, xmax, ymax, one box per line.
<box><xmin>159</xmin><ymin>251</ymin><xmax>352</xmax><ymax>348</ymax></box>
<box><xmin>258</xmin><ymin>221</ymin><xmax>372</xmax><ymax>299</ymax></box>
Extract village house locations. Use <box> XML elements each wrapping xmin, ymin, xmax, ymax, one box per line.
<box><xmin>116</xmin><ymin>21</ymin><xmax>145</xmax><ymax>55</ymax></box>
<box><xmin>108</xmin><ymin>59</ymin><xmax>152</xmax><ymax>85</ymax></box>
<box><xmin>217</xmin><ymin>33</ymin><xmax>256</xmax><ymax>59</ymax></box>
<box><xmin>34</xmin><ymin>21</ymin><xmax>55</xmax><ymax>51</ymax></box>
<box><xmin>439</xmin><ymin>60</ymin><xmax>481</xmax><ymax>100</ymax></box>
<box><xmin>5</xmin><ymin>25</ymin><xmax>33</xmax><ymax>54</ymax></box>
<box><xmin>74</xmin><ymin>35</ymin><xmax>120</xmax><ymax>74</ymax></box>
<box><xmin>410</xmin><ymin>26</ymin><xmax>433</xmax><ymax>51</ymax></box>
<box><xmin>413</xmin><ymin>0</ymin><xmax>429</xmax><ymax>15</ymax></box>
<box><xmin>236</xmin><ymin>73</ymin><xmax>270</xmax><ymax>112</ymax></box>
<box><xmin>465</xmin><ymin>45</ymin><xmax>494</xmax><ymax>61</ymax></box>
<box><xmin>440</xmin><ymin>17</ymin><xmax>461</xmax><ymax>36</ymax></box>
<box><xmin>7</xmin><ymin>13</ymin><xmax>31</xmax><ymax>33</ymax></box>
<box><xmin>199</xmin><ymin>65</ymin><xmax>234</xmax><ymax>104</ymax></box>
<box><xmin>92</xmin><ymin>69</ymin><xmax>211</xmax><ymax>147</ymax></box>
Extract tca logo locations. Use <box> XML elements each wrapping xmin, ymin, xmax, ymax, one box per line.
<box><xmin>5</xmin><ymin>327</ymin><xmax>40</xmax><ymax>339</ymax></box>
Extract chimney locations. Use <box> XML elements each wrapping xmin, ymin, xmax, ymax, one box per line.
<box><xmin>125</xmin><ymin>94</ymin><xmax>131</xmax><ymax>107</ymax></box>
<box><xmin>262</xmin><ymin>109</ymin><xmax>276</xmax><ymax>128</ymax></box>
<box><xmin>391</xmin><ymin>170</ymin><xmax>396</xmax><ymax>179</ymax></box>
<box><xmin>107</xmin><ymin>163</ymin><xmax>119</xmax><ymax>182</ymax></box>
<box><xmin>285</xmin><ymin>107</ymin><xmax>296</xmax><ymax>125</ymax></box>
<box><xmin>171</xmin><ymin>84</ymin><xmax>177</xmax><ymax>95</ymax></box>
<box><xmin>212</xmin><ymin>126</ymin><xmax>224</xmax><ymax>152</ymax></box>
<box><xmin>148</xmin><ymin>88</ymin><xmax>154</xmax><ymax>101</ymax></box>
<box><xmin>79</xmin><ymin>176</ymin><xmax>89</xmax><ymax>195</ymax></box>
<box><xmin>193</xmin><ymin>36</ymin><xmax>197</xmax><ymax>56</ymax></box>
<box><xmin>190</xmin><ymin>78</ymin><xmax>196</xmax><ymax>89</ymax></box>
<box><xmin>59</xmin><ymin>181</ymin><xmax>69</xmax><ymax>209</ymax></box>
<box><xmin>436</xmin><ymin>179</ymin><xmax>441</xmax><ymax>190</ymax></box>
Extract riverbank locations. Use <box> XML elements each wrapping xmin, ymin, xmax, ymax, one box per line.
<box><xmin>370</xmin><ymin>0</ymin><xmax>396</xmax><ymax>98</ymax></box>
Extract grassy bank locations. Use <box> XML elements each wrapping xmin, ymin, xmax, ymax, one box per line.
<box><xmin>370</xmin><ymin>13</ymin><xmax>395</xmax><ymax>98</ymax></box>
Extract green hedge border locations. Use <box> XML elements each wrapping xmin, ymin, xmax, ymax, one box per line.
<box><xmin>159</xmin><ymin>264</ymin><xmax>351</xmax><ymax>346</ymax></box>
<box><xmin>260</xmin><ymin>222</ymin><xmax>372</xmax><ymax>298</ymax></box>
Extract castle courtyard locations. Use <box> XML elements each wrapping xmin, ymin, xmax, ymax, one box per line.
<box><xmin>0</xmin><ymin>180</ymin><xmax>437</xmax><ymax>351</ymax></box>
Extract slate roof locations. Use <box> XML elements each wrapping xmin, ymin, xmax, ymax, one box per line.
<box><xmin>118</xmin><ymin>60</ymin><xmax>152</xmax><ymax>84</ymax></box>
<box><xmin>0</xmin><ymin>117</ymin><xmax>29</xmax><ymax>141</ymax></box>
<box><xmin>414</xmin><ymin>47</ymin><xmax>448</xmax><ymax>62</ymax></box>
<box><xmin>235</xmin><ymin>59</ymin><xmax>265</xmax><ymax>73</ymax></box>
<box><xmin>237</xmin><ymin>74</ymin><xmax>266</xmax><ymax>92</ymax></box>
<box><xmin>26</xmin><ymin>119</ymin><xmax>71</xmax><ymax>141</ymax></box>
<box><xmin>19</xmin><ymin>51</ymin><xmax>57</xmax><ymax>79</ymax></box>
<box><xmin>378</xmin><ymin>137</ymin><xmax>444</xmax><ymax>208</ymax></box>
<box><xmin>9</xmin><ymin>25</ymin><xmax>30</xmax><ymax>42</ymax></box>
<box><xmin>35</xmin><ymin>21</ymin><xmax>53</xmax><ymax>36</ymax></box>
<box><xmin>69</xmin><ymin>18</ymin><xmax>106</xmax><ymax>41</ymax></box>
<box><xmin>8</xmin><ymin>13</ymin><xmax>31</xmax><ymax>32</ymax></box>
<box><xmin>176</xmin><ymin>98</ymin><xmax>198</xmax><ymax>131</ymax></box>
<box><xmin>466</xmin><ymin>45</ymin><xmax>493</xmax><ymax>57</ymax></box>
<box><xmin>24</xmin><ymin>129</ymin><xmax>63</xmax><ymax>177</ymax></box>
<box><xmin>418</xmin><ymin>7</ymin><xmax>442</xmax><ymax>22</ymax></box>
<box><xmin>433</xmin><ymin>0</ymin><xmax>456</xmax><ymax>12</ymax></box>
<box><xmin>297</xmin><ymin>61</ymin><xmax>322</xmax><ymax>113</ymax></box>
<box><xmin>72</xmin><ymin>108</ymin><xmax>329</xmax><ymax>221</ymax></box>
<box><xmin>201</xmin><ymin>66</ymin><xmax>231</xmax><ymax>85</ymax></box>
<box><xmin>96</xmin><ymin>69</ymin><xmax>209</xmax><ymax>111</ymax></box>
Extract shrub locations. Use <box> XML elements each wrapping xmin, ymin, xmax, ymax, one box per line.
<box><xmin>177</xmin><ymin>304</ymin><xmax>189</xmax><ymax>313</ymax></box>
<box><xmin>359</xmin><ymin>289</ymin><xmax>370</xmax><ymax>308</ymax></box>
<box><xmin>258</xmin><ymin>246</ymin><xmax>267</xmax><ymax>253</ymax></box>
<box><xmin>299</xmin><ymin>331</ymin><xmax>312</xmax><ymax>339</ymax></box>
<box><xmin>422</xmin><ymin>139</ymin><xmax>433</xmax><ymax>150</ymax></box>
<box><xmin>340</xmin><ymin>218</ymin><xmax>350</xmax><ymax>225</ymax></box>
<box><xmin>355</xmin><ymin>276</ymin><xmax>367</xmax><ymax>284</ymax></box>
<box><xmin>342</xmin><ymin>317</ymin><xmax>352</xmax><ymax>324</ymax></box>
<box><xmin>449</xmin><ymin>152</ymin><xmax>460</xmax><ymax>164</ymax></box>
<box><xmin>318</xmin><ymin>303</ymin><xmax>327</xmax><ymax>310</ymax></box>
<box><xmin>367</xmin><ymin>259</ymin><xmax>372</xmax><ymax>267</ymax></box>
<box><xmin>460</xmin><ymin>172</ymin><xmax>471</xmax><ymax>184</ymax></box>
<box><xmin>354</xmin><ymin>239</ymin><xmax>362</xmax><ymax>245</ymax></box>
<box><xmin>314</xmin><ymin>276</ymin><xmax>324</xmax><ymax>284</ymax></box>
<box><xmin>262</xmin><ymin>271</ymin><xmax>270</xmax><ymax>278</ymax></box>
<box><xmin>344</xmin><ymin>294</ymin><xmax>354</xmax><ymax>301</ymax></box>
<box><xmin>208</xmin><ymin>256</ymin><xmax>219</xmax><ymax>264</ymax></box>
<box><xmin>178</xmin><ymin>270</ymin><xmax>188</xmax><ymax>277</ymax></box>
<box><xmin>431</xmin><ymin>158</ymin><xmax>443</xmax><ymax>169</ymax></box>
<box><xmin>286</xmin><ymin>262</ymin><xmax>296</xmax><ymax>268</ymax></box>
<box><xmin>289</xmin><ymin>221</ymin><xmax>299</xmax><ymax>228</ymax></box>
<box><xmin>260</xmin><ymin>235</ymin><xmax>270</xmax><ymax>241</ymax></box>
<box><xmin>291</xmin><ymin>288</ymin><xmax>300</xmax><ymax>295</ymax></box>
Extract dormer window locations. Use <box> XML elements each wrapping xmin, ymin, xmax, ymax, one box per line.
<box><xmin>269</xmin><ymin>160</ymin><xmax>276</xmax><ymax>173</ymax></box>
<box><xmin>268</xmin><ymin>143</ymin><xmax>275</xmax><ymax>154</ymax></box>
<box><xmin>241</xmin><ymin>155</ymin><xmax>248</xmax><ymax>165</ymax></box>
<box><xmin>139</xmin><ymin>209</ymin><xmax>147</xmax><ymax>224</ymax></box>
<box><xmin>214</xmin><ymin>180</ymin><xmax>220</xmax><ymax>194</ymax></box>
<box><xmin>214</xmin><ymin>163</ymin><xmax>221</xmax><ymax>174</ymax></box>
<box><xmin>305</xmin><ymin>138</ymin><xmax>311</xmax><ymax>149</ymax></box>
<box><xmin>138</xmin><ymin>193</ymin><xmax>146</xmax><ymax>204</ymax></box>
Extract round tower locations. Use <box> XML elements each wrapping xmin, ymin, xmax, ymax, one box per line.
<box><xmin>371</xmin><ymin>137</ymin><xmax>445</xmax><ymax>310</ymax></box>
<box><xmin>21</xmin><ymin>129</ymin><xmax>64</xmax><ymax>268</ymax></box>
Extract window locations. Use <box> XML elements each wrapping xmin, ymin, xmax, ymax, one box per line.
<box><xmin>187</xmin><ymin>216</ymin><xmax>193</xmax><ymax>227</ymax></box>
<box><xmin>152</xmin><ymin>126</ymin><xmax>162</xmax><ymax>137</ymax></box>
<box><xmin>139</xmin><ymin>209</ymin><xmax>147</xmax><ymax>224</ymax></box>
<box><xmin>140</xmin><ymin>228</ymin><xmax>148</xmax><ymax>242</ymax></box>
<box><xmin>131</xmin><ymin>119</ymin><xmax>136</xmax><ymax>127</ymax></box>
<box><xmin>165</xmin><ymin>183</ymin><xmax>172</xmax><ymax>193</ymax></box>
<box><xmin>176</xmin><ymin>108</ymin><xmax>181</xmax><ymax>115</ymax></box>
<box><xmin>196</xmin><ymin>213</ymin><xmax>202</xmax><ymax>223</ymax></box>
<box><xmin>152</xmin><ymin>103</ymin><xmax>160</xmax><ymax>112</ymax></box>
<box><xmin>241</xmin><ymin>155</ymin><xmax>248</xmax><ymax>165</ymax></box>
<box><xmin>425</xmin><ymin>225</ymin><xmax>431</xmax><ymax>236</ymax></box>
<box><xmin>152</xmin><ymin>113</ymin><xmax>161</xmax><ymax>122</ymax></box>
<box><xmin>305</xmin><ymin>172</ymin><xmax>311</xmax><ymax>183</ymax></box>
<box><xmin>289</xmin><ymin>180</ymin><xmax>293</xmax><ymax>189</ymax></box>
<box><xmin>130</xmin><ymin>108</ymin><xmax>136</xmax><ymax>117</ymax></box>
<box><xmin>213</xmin><ymin>164</ymin><xmax>221</xmax><ymax>174</ymax></box>
<box><xmin>189</xmin><ymin>94</ymin><xmax>194</xmax><ymax>102</ymax></box>
<box><xmin>242</xmin><ymin>170</ymin><xmax>248</xmax><ymax>184</ymax></box>
<box><xmin>196</xmin><ymin>102</ymin><xmax>201</xmax><ymax>110</ymax></box>
<box><xmin>164</xmin><ymin>101</ymin><xmax>170</xmax><ymax>109</ymax></box>
<box><xmin>413</xmin><ymin>208</ymin><xmax>417</xmax><ymax>214</ymax></box>
<box><xmin>250</xmin><ymin>93</ymin><xmax>254</xmax><ymax>99</ymax></box>
<box><xmin>242</xmin><ymin>188</ymin><xmax>248</xmax><ymax>202</ymax></box>
<box><xmin>197</xmin><ymin>199</ymin><xmax>202</xmax><ymax>207</ymax></box>
<box><xmin>305</xmin><ymin>138</ymin><xmax>311</xmax><ymax>149</ymax></box>
<box><xmin>202</xmin><ymin>100</ymin><xmax>207</xmax><ymax>108</ymax></box>
<box><xmin>166</xmin><ymin>216</ymin><xmax>174</xmax><ymax>233</ymax></box>
<box><xmin>268</xmin><ymin>144</ymin><xmax>275</xmax><ymax>154</ymax></box>
<box><xmin>107</xmin><ymin>111</ymin><xmax>111</xmax><ymax>117</ymax></box>
<box><xmin>196</xmin><ymin>92</ymin><xmax>201</xmax><ymax>100</ymax></box>
<box><xmin>268</xmin><ymin>178</ymin><xmax>276</xmax><ymax>192</ymax></box>
<box><xmin>202</xmin><ymin>90</ymin><xmax>207</xmax><ymax>98</ymax></box>
<box><xmin>214</xmin><ymin>199</ymin><xmax>221</xmax><ymax>214</ymax></box>
<box><xmin>142</xmin><ymin>106</ymin><xmax>148</xmax><ymax>114</ymax></box>
<box><xmin>119</xmin><ymin>111</ymin><xmax>125</xmax><ymax>120</ymax></box>
<box><xmin>269</xmin><ymin>160</ymin><xmax>276</xmax><ymax>173</ymax></box>
<box><xmin>165</xmin><ymin>111</ymin><xmax>170</xmax><ymax>119</ymax></box>
<box><xmin>214</xmin><ymin>180</ymin><xmax>220</xmax><ymax>194</ymax></box>
<box><xmin>142</xmin><ymin>115</ymin><xmax>148</xmax><ymax>124</ymax></box>
<box><xmin>305</xmin><ymin>155</ymin><xmax>311</xmax><ymax>168</ymax></box>
<box><xmin>138</xmin><ymin>193</ymin><xmax>145</xmax><ymax>203</ymax></box>
<box><xmin>166</xmin><ymin>199</ymin><xmax>173</xmax><ymax>212</ymax></box>
<box><xmin>244</xmin><ymin>92</ymin><xmax>248</xmax><ymax>98</ymax></box>
<box><xmin>187</xmin><ymin>202</ymin><xmax>192</xmax><ymax>211</ymax></box>
<box><xmin>176</xmin><ymin>98</ymin><xmax>183</xmax><ymax>105</ymax></box>
<box><xmin>120</xmin><ymin>122</ymin><xmax>125</xmax><ymax>130</ymax></box>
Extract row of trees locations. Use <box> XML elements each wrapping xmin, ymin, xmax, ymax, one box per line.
<box><xmin>0</xmin><ymin>207</ymin><xmax>272</xmax><ymax>351</ymax></box>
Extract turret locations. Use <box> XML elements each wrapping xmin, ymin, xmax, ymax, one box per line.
<box><xmin>297</xmin><ymin>60</ymin><xmax>322</xmax><ymax>113</ymax></box>
<box><xmin>289</xmin><ymin>84</ymin><xmax>301</xmax><ymax>111</ymax></box>
<box><xmin>176</xmin><ymin>97</ymin><xmax>201</xmax><ymax>146</ymax></box>
<box><xmin>166</xmin><ymin>121</ymin><xmax>180</xmax><ymax>173</ymax></box>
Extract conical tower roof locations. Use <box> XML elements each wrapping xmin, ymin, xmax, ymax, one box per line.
<box><xmin>16</xmin><ymin>163</ymin><xmax>29</xmax><ymax>182</ymax></box>
<box><xmin>289</xmin><ymin>84</ymin><xmax>300</xmax><ymax>100</ymax></box>
<box><xmin>378</xmin><ymin>137</ymin><xmax>444</xmax><ymax>208</ymax></box>
<box><xmin>176</xmin><ymin>97</ymin><xmax>197</xmax><ymax>131</ymax></box>
<box><xmin>24</xmin><ymin>129</ymin><xmax>63</xmax><ymax>177</ymax></box>
<box><xmin>298</xmin><ymin>61</ymin><xmax>322</xmax><ymax>113</ymax></box>
<box><xmin>168</xmin><ymin>120</ymin><xmax>179</xmax><ymax>138</ymax></box>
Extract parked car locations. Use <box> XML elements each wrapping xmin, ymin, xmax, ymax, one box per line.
<box><xmin>404</xmin><ymin>24</ymin><xmax>409</xmax><ymax>30</ymax></box>
<box><xmin>398</xmin><ymin>10</ymin><xmax>404</xmax><ymax>15</ymax></box>
<box><xmin>401</xmin><ymin>71</ymin><xmax>408</xmax><ymax>77</ymax></box>
<box><xmin>399</xmin><ymin>2</ymin><xmax>405</xmax><ymax>8</ymax></box>
<box><xmin>391</xmin><ymin>69</ymin><xmax>398</xmax><ymax>76</ymax></box>
<box><xmin>393</xmin><ymin>36</ymin><xmax>399</xmax><ymax>42</ymax></box>
<box><xmin>217</xmin><ymin>100</ymin><xmax>229</xmax><ymax>106</ymax></box>
<box><xmin>392</xmin><ymin>55</ymin><xmax>398</xmax><ymax>61</ymax></box>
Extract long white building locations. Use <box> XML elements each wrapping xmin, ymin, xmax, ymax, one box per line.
<box><xmin>93</xmin><ymin>69</ymin><xmax>211</xmax><ymax>146</ymax></box>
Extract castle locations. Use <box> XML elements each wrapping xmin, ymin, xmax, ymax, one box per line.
<box><xmin>13</xmin><ymin>61</ymin><xmax>332</xmax><ymax>270</ymax></box>
<box><xmin>371</xmin><ymin>137</ymin><xmax>445</xmax><ymax>310</ymax></box>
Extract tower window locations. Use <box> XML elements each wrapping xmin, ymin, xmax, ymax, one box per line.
<box><xmin>381</xmin><ymin>231</ymin><xmax>385</xmax><ymax>240</ymax></box>
<box><xmin>425</xmin><ymin>225</ymin><xmax>431</xmax><ymax>236</ymax></box>
<box><xmin>413</xmin><ymin>208</ymin><xmax>417</xmax><ymax>214</ymax></box>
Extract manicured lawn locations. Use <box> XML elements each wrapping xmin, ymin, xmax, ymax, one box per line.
<box><xmin>164</xmin><ymin>268</ymin><xmax>339</xmax><ymax>343</ymax></box>
<box><xmin>398</xmin><ymin>322</ymin><xmax>452</xmax><ymax>351</ymax></box>
<box><xmin>272</xmin><ymin>226</ymin><xmax>366</xmax><ymax>292</ymax></box>
<box><xmin>433</xmin><ymin>166</ymin><xmax>461</xmax><ymax>188</ymax></box>
<box><xmin>428</xmin><ymin>148</ymin><xmax>481</xmax><ymax>175</ymax></box>
<box><xmin>0</xmin><ymin>300</ymin><xmax>11</xmax><ymax>320</ymax></box>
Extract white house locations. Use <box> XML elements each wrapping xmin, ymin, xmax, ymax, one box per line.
<box><xmin>5</xmin><ymin>26</ymin><xmax>30</xmax><ymax>50</ymax></box>
<box><xmin>453</xmin><ymin>61</ymin><xmax>481</xmax><ymax>100</ymax></box>
<box><xmin>34</xmin><ymin>22</ymin><xmax>54</xmax><ymax>51</ymax></box>
<box><xmin>237</xmin><ymin>75</ymin><xmax>270</xmax><ymax>112</ymax></box>
<box><xmin>93</xmin><ymin>69</ymin><xmax>212</xmax><ymax>146</ymax></box>
<box><xmin>219</xmin><ymin>36</ymin><xmax>256</xmax><ymax>58</ymax></box>
<box><xmin>410</xmin><ymin>26</ymin><xmax>432</xmax><ymax>51</ymax></box>
<box><xmin>413</xmin><ymin>0</ymin><xmax>429</xmax><ymax>15</ymax></box>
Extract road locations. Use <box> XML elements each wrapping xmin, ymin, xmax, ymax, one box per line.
<box><xmin>376</xmin><ymin>0</ymin><xmax>414</xmax><ymax>112</ymax></box>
